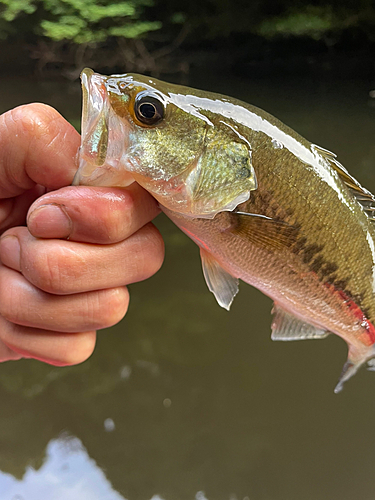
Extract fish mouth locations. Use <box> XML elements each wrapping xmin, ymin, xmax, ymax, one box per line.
<box><xmin>73</xmin><ymin>68</ymin><xmax>135</xmax><ymax>187</ymax></box>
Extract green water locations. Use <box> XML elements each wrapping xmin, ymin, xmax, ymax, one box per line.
<box><xmin>0</xmin><ymin>69</ymin><xmax>375</xmax><ymax>500</ymax></box>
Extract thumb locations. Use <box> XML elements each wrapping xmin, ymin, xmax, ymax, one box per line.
<box><xmin>0</xmin><ymin>103</ymin><xmax>80</xmax><ymax>198</ymax></box>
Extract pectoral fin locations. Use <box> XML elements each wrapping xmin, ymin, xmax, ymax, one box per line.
<box><xmin>230</xmin><ymin>213</ymin><xmax>297</xmax><ymax>252</ymax></box>
<box><xmin>271</xmin><ymin>304</ymin><xmax>329</xmax><ymax>341</ymax></box>
<box><xmin>200</xmin><ymin>248</ymin><xmax>239</xmax><ymax>310</ymax></box>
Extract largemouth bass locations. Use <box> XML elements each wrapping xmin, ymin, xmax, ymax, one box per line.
<box><xmin>73</xmin><ymin>68</ymin><xmax>375</xmax><ymax>392</ymax></box>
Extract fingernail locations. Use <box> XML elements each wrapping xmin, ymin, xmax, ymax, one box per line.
<box><xmin>27</xmin><ymin>204</ymin><xmax>71</xmax><ymax>239</ymax></box>
<box><xmin>0</xmin><ymin>235</ymin><xmax>21</xmax><ymax>271</ymax></box>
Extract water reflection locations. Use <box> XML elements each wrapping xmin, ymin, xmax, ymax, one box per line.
<box><xmin>0</xmin><ymin>432</ymin><xmax>258</xmax><ymax>500</ymax></box>
<box><xmin>0</xmin><ymin>434</ymin><xmax>125</xmax><ymax>500</ymax></box>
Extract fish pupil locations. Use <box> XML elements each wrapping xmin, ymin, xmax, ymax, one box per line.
<box><xmin>134</xmin><ymin>94</ymin><xmax>164</xmax><ymax>125</ymax></box>
<box><xmin>140</xmin><ymin>103</ymin><xmax>155</xmax><ymax>119</ymax></box>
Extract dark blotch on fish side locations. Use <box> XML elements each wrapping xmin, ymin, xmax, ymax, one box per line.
<box><xmin>310</xmin><ymin>255</ymin><xmax>325</xmax><ymax>273</ymax></box>
<box><xmin>322</xmin><ymin>262</ymin><xmax>339</xmax><ymax>275</ymax></box>
<box><xmin>302</xmin><ymin>244</ymin><xmax>324</xmax><ymax>264</ymax></box>
<box><xmin>292</xmin><ymin>237</ymin><xmax>308</xmax><ymax>254</ymax></box>
<box><xmin>293</xmin><ymin>237</ymin><xmax>361</xmax><ymax>314</ymax></box>
<box><xmin>334</xmin><ymin>279</ymin><xmax>349</xmax><ymax>291</ymax></box>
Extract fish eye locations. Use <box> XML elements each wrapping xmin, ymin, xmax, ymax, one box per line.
<box><xmin>134</xmin><ymin>93</ymin><xmax>165</xmax><ymax>126</ymax></box>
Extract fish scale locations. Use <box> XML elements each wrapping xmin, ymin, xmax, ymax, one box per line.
<box><xmin>73</xmin><ymin>68</ymin><xmax>375</xmax><ymax>392</ymax></box>
<box><xmin>251</xmin><ymin>145</ymin><xmax>374</xmax><ymax>302</ymax></box>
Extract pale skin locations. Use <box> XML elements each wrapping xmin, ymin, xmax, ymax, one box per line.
<box><xmin>0</xmin><ymin>103</ymin><xmax>164</xmax><ymax>365</ymax></box>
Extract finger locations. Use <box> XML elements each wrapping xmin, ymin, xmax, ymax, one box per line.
<box><xmin>0</xmin><ymin>185</ymin><xmax>45</xmax><ymax>234</ymax></box>
<box><xmin>0</xmin><ymin>224</ymin><xmax>164</xmax><ymax>294</ymax></box>
<box><xmin>0</xmin><ymin>103</ymin><xmax>80</xmax><ymax>197</ymax></box>
<box><xmin>27</xmin><ymin>183</ymin><xmax>160</xmax><ymax>243</ymax></box>
<box><xmin>0</xmin><ymin>339</ymin><xmax>23</xmax><ymax>362</ymax></box>
<box><xmin>0</xmin><ymin>315</ymin><xmax>96</xmax><ymax>366</ymax></box>
<box><xmin>0</xmin><ymin>264</ymin><xmax>129</xmax><ymax>332</ymax></box>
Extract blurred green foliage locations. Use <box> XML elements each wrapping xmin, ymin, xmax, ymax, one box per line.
<box><xmin>1</xmin><ymin>0</ymin><xmax>375</xmax><ymax>75</ymax></box>
<box><xmin>256</xmin><ymin>3</ymin><xmax>375</xmax><ymax>42</ymax></box>
<box><xmin>1</xmin><ymin>0</ymin><xmax>36</xmax><ymax>21</ymax></box>
<box><xmin>2</xmin><ymin>0</ymin><xmax>375</xmax><ymax>45</ymax></box>
<box><xmin>0</xmin><ymin>0</ymin><xmax>161</xmax><ymax>42</ymax></box>
<box><xmin>258</xmin><ymin>6</ymin><xmax>335</xmax><ymax>39</ymax></box>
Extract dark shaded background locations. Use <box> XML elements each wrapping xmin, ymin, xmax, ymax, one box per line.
<box><xmin>1</xmin><ymin>0</ymin><xmax>375</xmax><ymax>81</ymax></box>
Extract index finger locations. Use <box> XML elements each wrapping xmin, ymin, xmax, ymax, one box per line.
<box><xmin>27</xmin><ymin>183</ymin><xmax>161</xmax><ymax>244</ymax></box>
<box><xmin>0</xmin><ymin>103</ymin><xmax>80</xmax><ymax>198</ymax></box>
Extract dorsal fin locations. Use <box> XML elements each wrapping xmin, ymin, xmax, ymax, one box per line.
<box><xmin>313</xmin><ymin>145</ymin><xmax>375</xmax><ymax>222</ymax></box>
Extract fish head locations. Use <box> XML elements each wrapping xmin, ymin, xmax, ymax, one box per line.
<box><xmin>74</xmin><ymin>68</ymin><xmax>257</xmax><ymax>218</ymax></box>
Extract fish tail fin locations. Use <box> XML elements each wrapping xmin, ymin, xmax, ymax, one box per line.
<box><xmin>334</xmin><ymin>360</ymin><xmax>361</xmax><ymax>394</ymax></box>
<box><xmin>334</xmin><ymin>344</ymin><xmax>375</xmax><ymax>393</ymax></box>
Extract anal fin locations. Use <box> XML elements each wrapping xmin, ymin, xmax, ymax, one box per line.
<box><xmin>200</xmin><ymin>248</ymin><xmax>239</xmax><ymax>310</ymax></box>
<box><xmin>271</xmin><ymin>304</ymin><xmax>329</xmax><ymax>341</ymax></box>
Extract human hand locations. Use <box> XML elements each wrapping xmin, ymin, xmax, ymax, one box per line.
<box><xmin>0</xmin><ymin>104</ymin><xmax>164</xmax><ymax>365</ymax></box>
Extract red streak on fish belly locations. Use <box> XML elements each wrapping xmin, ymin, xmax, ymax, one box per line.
<box><xmin>324</xmin><ymin>282</ymin><xmax>375</xmax><ymax>347</ymax></box>
<box><xmin>180</xmin><ymin>226</ymin><xmax>211</xmax><ymax>251</ymax></box>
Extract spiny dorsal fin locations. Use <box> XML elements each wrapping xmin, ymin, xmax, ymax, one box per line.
<box><xmin>312</xmin><ymin>145</ymin><xmax>375</xmax><ymax>222</ymax></box>
<box><xmin>271</xmin><ymin>303</ymin><xmax>329</xmax><ymax>341</ymax></box>
<box><xmin>200</xmin><ymin>248</ymin><xmax>239</xmax><ymax>310</ymax></box>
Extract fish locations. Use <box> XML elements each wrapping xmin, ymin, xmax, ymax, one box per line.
<box><xmin>73</xmin><ymin>68</ymin><xmax>375</xmax><ymax>392</ymax></box>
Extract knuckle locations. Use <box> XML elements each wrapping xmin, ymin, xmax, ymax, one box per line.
<box><xmin>14</xmin><ymin>103</ymin><xmax>58</xmax><ymax>131</ymax></box>
<box><xmin>10</xmin><ymin>104</ymin><xmax>58</xmax><ymax>144</ymax></box>
<box><xmin>103</xmin><ymin>209</ymin><xmax>129</xmax><ymax>243</ymax></box>
<box><xmin>103</xmin><ymin>193</ymin><xmax>135</xmax><ymax>243</ymax></box>
<box><xmin>121</xmin><ymin>189</ymin><xmax>136</xmax><ymax>217</ymax></box>
<box><xmin>28</xmin><ymin>250</ymin><xmax>63</xmax><ymax>293</ymax></box>
<box><xmin>26</xmin><ymin>245</ymin><xmax>86</xmax><ymax>294</ymax></box>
